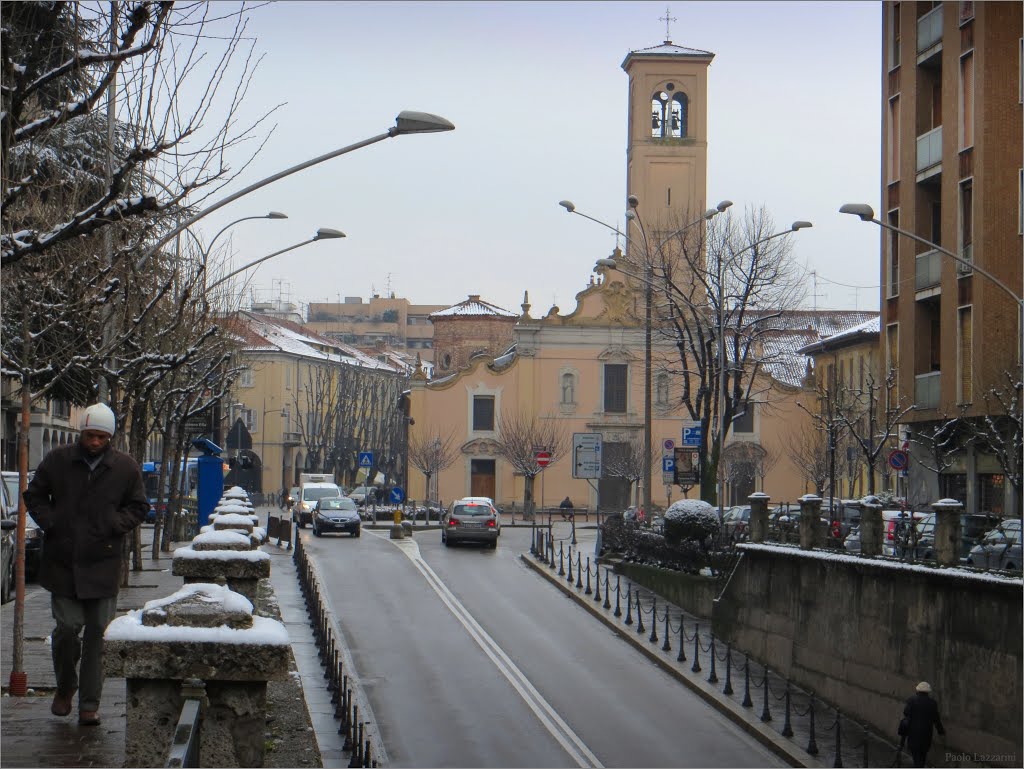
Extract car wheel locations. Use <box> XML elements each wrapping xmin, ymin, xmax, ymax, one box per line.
<box><xmin>444</xmin><ymin>537</ymin><xmax>453</xmax><ymax>547</ymax></box>
<box><xmin>353</xmin><ymin>529</ymin><xmax>360</xmax><ymax>538</ymax></box>
<box><xmin>488</xmin><ymin>541</ymin><xmax>497</xmax><ymax>550</ymax></box>
<box><xmin>312</xmin><ymin>525</ymin><xmax>321</xmax><ymax>537</ymax></box>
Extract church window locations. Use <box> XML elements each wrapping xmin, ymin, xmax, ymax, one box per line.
<box><xmin>473</xmin><ymin>395</ymin><xmax>495</xmax><ymax>431</ymax></box>
<box><xmin>604</xmin><ymin>364</ymin><xmax>627</xmax><ymax>413</ymax></box>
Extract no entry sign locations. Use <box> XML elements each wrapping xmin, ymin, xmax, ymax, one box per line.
<box><xmin>535</xmin><ymin>450</ymin><xmax>552</xmax><ymax>468</ymax></box>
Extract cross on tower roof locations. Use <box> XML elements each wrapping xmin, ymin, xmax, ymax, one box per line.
<box><xmin>659</xmin><ymin>5</ymin><xmax>677</xmax><ymax>44</ymax></box>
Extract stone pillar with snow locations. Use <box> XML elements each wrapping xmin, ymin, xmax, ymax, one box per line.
<box><xmin>858</xmin><ymin>496</ymin><xmax>884</xmax><ymax>557</ymax></box>
<box><xmin>798</xmin><ymin>494</ymin><xmax>822</xmax><ymax>550</ymax></box>
<box><xmin>105</xmin><ymin>583</ymin><xmax>289</xmax><ymax>768</ymax></box>
<box><xmin>747</xmin><ymin>492</ymin><xmax>770</xmax><ymax>543</ymax></box>
<box><xmin>931</xmin><ymin>498</ymin><xmax>964</xmax><ymax>567</ymax></box>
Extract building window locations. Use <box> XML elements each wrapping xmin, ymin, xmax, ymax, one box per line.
<box><xmin>472</xmin><ymin>395</ymin><xmax>495</xmax><ymax>431</ymax></box>
<box><xmin>887</xmin><ymin>96</ymin><xmax>900</xmax><ymax>183</ymax></box>
<box><xmin>960</xmin><ymin>51</ymin><xmax>974</xmax><ymax>149</ymax></box>
<box><xmin>442</xmin><ymin>353</ymin><xmax>452</xmax><ymax>370</ymax></box>
<box><xmin>240</xmin><ymin>408</ymin><xmax>257</xmax><ymax>433</ymax></box>
<box><xmin>238</xmin><ymin>367</ymin><xmax>254</xmax><ymax>387</ymax></box>
<box><xmin>886</xmin><ymin>323</ymin><xmax>899</xmax><ymax>382</ymax></box>
<box><xmin>285</xmin><ymin>367</ymin><xmax>291</xmax><ymax>390</ymax></box>
<box><xmin>889</xmin><ymin>3</ymin><xmax>901</xmax><ymax>69</ymax></box>
<box><xmin>957</xmin><ymin>305</ymin><xmax>972</xmax><ymax>403</ymax></box>
<box><xmin>560</xmin><ymin>373</ymin><xmax>576</xmax><ymax>405</ymax></box>
<box><xmin>959</xmin><ymin>179</ymin><xmax>973</xmax><ymax>268</ymax></box>
<box><xmin>978</xmin><ymin>474</ymin><xmax>1005</xmax><ymax>515</ymax></box>
<box><xmin>958</xmin><ymin>1</ymin><xmax>973</xmax><ymax>24</ymax></box>
<box><xmin>655</xmin><ymin>373</ymin><xmax>670</xmax><ymax>406</ymax></box>
<box><xmin>603</xmin><ymin>364</ymin><xmax>627</xmax><ymax>413</ymax></box>
<box><xmin>887</xmin><ymin>209</ymin><xmax>900</xmax><ymax>297</ymax></box>
<box><xmin>733</xmin><ymin>401</ymin><xmax>755</xmax><ymax>434</ymax></box>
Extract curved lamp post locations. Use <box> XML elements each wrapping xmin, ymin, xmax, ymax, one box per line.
<box><xmin>137</xmin><ymin>111</ymin><xmax>454</xmax><ymax>271</ymax></box>
<box><xmin>207</xmin><ymin>228</ymin><xmax>345</xmax><ymax>292</ymax></box>
<box><xmin>561</xmin><ymin>197</ymin><xmax>732</xmax><ymax>516</ymax></box>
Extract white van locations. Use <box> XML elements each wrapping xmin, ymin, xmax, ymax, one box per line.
<box><xmin>293</xmin><ymin>474</ymin><xmax>342</xmax><ymax>528</ymax></box>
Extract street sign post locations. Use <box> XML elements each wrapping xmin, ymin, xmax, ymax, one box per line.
<box><xmin>572</xmin><ymin>432</ymin><xmax>602</xmax><ymax>479</ymax></box>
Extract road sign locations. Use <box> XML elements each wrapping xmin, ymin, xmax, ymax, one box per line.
<box><xmin>682</xmin><ymin>422</ymin><xmax>702</xmax><ymax>447</ymax></box>
<box><xmin>389</xmin><ymin>486</ymin><xmax>405</xmax><ymax>503</ymax></box>
<box><xmin>674</xmin><ymin>447</ymin><xmax>699</xmax><ymax>485</ymax></box>
<box><xmin>358</xmin><ymin>451</ymin><xmax>374</xmax><ymax>468</ymax></box>
<box><xmin>888</xmin><ymin>449</ymin><xmax>909</xmax><ymax>471</ymax></box>
<box><xmin>572</xmin><ymin>432</ymin><xmax>602</xmax><ymax>479</ymax></box>
<box><xmin>535</xmin><ymin>450</ymin><xmax>552</xmax><ymax>468</ymax></box>
<box><xmin>662</xmin><ymin>456</ymin><xmax>675</xmax><ymax>473</ymax></box>
<box><xmin>662</xmin><ymin>438</ymin><xmax>675</xmax><ymax>453</ymax></box>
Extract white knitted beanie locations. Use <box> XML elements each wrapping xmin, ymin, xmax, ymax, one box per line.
<box><xmin>80</xmin><ymin>403</ymin><xmax>116</xmax><ymax>435</ymax></box>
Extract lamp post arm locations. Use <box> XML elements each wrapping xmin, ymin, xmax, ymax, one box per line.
<box><xmin>202</xmin><ymin>215</ymin><xmax>279</xmax><ymax>262</ymax></box>
<box><xmin>207</xmin><ymin>237</ymin><xmax>316</xmax><ymax>291</ymax></box>
<box><xmin>136</xmin><ymin>130</ymin><xmax>392</xmax><ymax>271</ymax></box>
<box><xmin>870</xmin><ymin>217</ymin><xmax>1022</xmax><ymax>308</ymax></box>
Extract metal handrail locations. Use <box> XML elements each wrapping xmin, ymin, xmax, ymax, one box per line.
<box><xmin>165</xmin><ymin>698</ymin><xmax>202</xmax><ymax>768</ymax></box>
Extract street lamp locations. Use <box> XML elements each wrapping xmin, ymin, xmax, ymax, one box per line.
<box><xmin>206</xmin><ymin>228</ymin><xmax>345</xmax><ymax>292</ymax></box>
<box><xmin>839</xmin><ymin>202</ymin><xmax>1024</xmax><ymax>369</ymax></box>
<box><xmin>136</xmin><ymin>110</ymin><xmax>454</xmax><ymax>271</ymax></box>
<box><xmin>200</xmin><ymin>211</ymin><xmax>288</xmax><ymax>263</ymax></box>
<box><xmin>563</xmin><ymin>197</ymin><xmax>732</xmax><ymax>515</ymax></box>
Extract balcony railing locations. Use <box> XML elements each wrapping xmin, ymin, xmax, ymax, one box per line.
<box><xmin>915</xmin><ymin>371</ymin><xmax>941</xmax><ymax>409</ymax></box>
<box><xmin>915</xmin><ymin>248</ymin><xmax>943</xmax><ymax>290</ymax></box>
<box><xmin>917</xmin><ymin>4</ymin><xmax>944</xmax><ymax>52</ymax></box>
<box><xmin>916</xmin><ymin>125</ymin><xmax>942</xmax><ymax>173</ymax></box>
<box><xmin>282</xmin><ymin>431</ymin><xmax>302</xmax><ymax>446</ymax></box>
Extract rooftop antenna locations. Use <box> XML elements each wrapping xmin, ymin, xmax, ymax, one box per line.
<box><xmin>385</xmin><ymin>272</ymin><xmax>393</xmax><ymax>297</ymax></box>
<box><xmin>659</xmin><ymin>5</ymin><xmax>676</xmax><ymax>43</ymax></box>
<box><xmin>809</xmin><ymin>270</ymin><xmax>827</xmax><ymax>335</ymax></box>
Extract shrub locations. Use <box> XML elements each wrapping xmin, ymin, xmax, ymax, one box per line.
<box><xmin>663</xmin><ymin>499</ymin><xmax>720</xmax><ymax>546</ymax></box>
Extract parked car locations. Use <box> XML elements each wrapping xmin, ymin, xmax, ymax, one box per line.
<box><xmin>1</xmin><ymin>480</ymin><xmax>16</xmax><ymax>603</ymax></box>
<box><xmin>843</xmin><ymin>526</ymin><xmax>861</xmax><ymax>554</ymax></box>
<box><xmin>966</xmin><ymin>519</ymin><xmax>1021</xmax><ymax>571</ymax></box>
<box><xmin>311</xmin><ymin>497</ymin><xmax>361</xmax><ymax>538</ymax></box>
<box><xmin>347</xmin><ymin>486</ymin><xmax>376</xmax><ymax>505</ymax></box>
<box><xmin>0</xmin><ymin>470</ymin><xmax>41</xmax><ymax>580</ymax></box>
<box><xmin>914</xmin><ymin>512</ymin><xmax>1003</xmax><ymax>562</ymax></box>
<box><xmin>881</xmin><ymin>510</ymin><xmax>928</xmax><ymax>556</ymax></box>
<box><xmin>441</xmin><ymin>498</ymin><xmax>500</xmax><ymax>548</ymax></box>
<box><xmin>723</xmin><ymin>506</ymin><xmax>751</xmax><ymax>540</ymax></box>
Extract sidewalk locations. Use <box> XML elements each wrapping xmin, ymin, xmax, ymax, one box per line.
<box><xmin>0</xmin><ymin>528</ymin><xmax>331</xmax><ymax>768</ymax></box>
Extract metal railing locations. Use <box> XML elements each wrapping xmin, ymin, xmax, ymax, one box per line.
<box><xmin>916</xmin><ymin>125</ymin><xmax>942</xmax><ymax>173</ymax></box>
<box><xmin>165</xmin><ymin>695</ymin><xmax>202</xmax><ymax>768</ymax></box>
<box><xmin>915</xmin><ymin>248</ymin><xmax>943</xmax><ymax>290</ymax></box>
<box><xmin>915</xmin><ymin>371</ymin><xmax>941</xmax><ymax>408</ymax></box>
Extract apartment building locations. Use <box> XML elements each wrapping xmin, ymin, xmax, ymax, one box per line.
<box><xmin>880</xmin><ymin>1</ymin><xmax>1022</xmax><ymax>513</ymax></box>
<box><xmin>305</xmin><ymin>295</ymin><xmax>446</xmax><ymax>361</ymax></box>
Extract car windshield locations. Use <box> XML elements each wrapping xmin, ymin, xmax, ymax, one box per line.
<box><xmin>304</xmin><ymin>487</ymin><xmax>340</xmax><ymax>501</ymax></box>
<box><xmin>453</xmin><ymin>503</ymin><xmax>491</xmax><ymax>516</ymax></box>
<box><xmin>320</xmin><ymin>498</ymin><xmax>357</xmax><ymax>511</ymax></box>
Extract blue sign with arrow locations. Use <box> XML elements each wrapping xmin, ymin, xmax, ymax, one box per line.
<box><xmin>390</xmin><ymin>486</ymin><xmax>405</xmax><ymax>503</ymax></box>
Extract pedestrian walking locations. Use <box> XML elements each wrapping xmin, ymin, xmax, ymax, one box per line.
<box><xmin>24</xmin><ymin>403</ymin><xmax>148</xmax><ymax>727</ymax></box>
<box><xmin>900</xmin><ymin>681</ymin><xmax>945</xmax><ymax>767</ymax></box>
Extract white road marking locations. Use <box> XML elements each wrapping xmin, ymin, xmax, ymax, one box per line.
<box><xmin>368</xmin><ymin>530</ymin><xmax>604</xmax><ymax>768</ymax></box>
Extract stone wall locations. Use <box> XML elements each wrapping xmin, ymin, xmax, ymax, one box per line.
<box><xmin>611</xmin><ymin>561</ymin><xmax>718</xmax><ymax>619</ymax></box>
<box><xmin>713</xmin><ymin>545</ymin><xmax>1023</xmax><ymax>766</ymax></box>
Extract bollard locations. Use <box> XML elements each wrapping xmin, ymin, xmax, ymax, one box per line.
<box><xmin>676</xmin><ymin>617</ymin><xmax>687</xmax><ymax>662</ymax></box>
<box><xmin>807</xmin><ymin>696</ymin><xmax>819</xmax><ymax>755</ymax></box>
<box><xmin>761</xmin><ymin>666</ymin><xmax>772</xmax><ymax>722</ymax></box>
<box><xmin>707</xmin><ymin>634</ymin><xmax>718</xmax><ymax>683</ymax></box>
<box><xmin>576</xmin><ymin>557</ymin><xmax>583</xmax><ymax>589</ymax></box>
<box><xmin>662</xmin><ymin>608</ymin><xmax>671</xmax><ymax>652</ymax></box>
<box><xmin>742</xmin><ymin>655</ymin><xmax>753</xmax><ymax>707</ymax></box>
<box><xmin>584</xmin><ymin>557</ymin><xmax>592</xmax><ymax>594</ymax></box>
<box><xmin>781</xmin><ymin>682</ymin><xmax>793</xmax><ymax>737</ymax></box>
<box><xmin>635</xmin><ymin>593</ymin><xmax>645</xmax><ymax>635</ymax></box>
<box><xmin>624</xmin><ymin>584</ymin><xmax>633</xmax><ymax>625</ymax></box>
<box><xmin>558</xmin><ymin>542</ymin><xmax>565</xmax><ymax>576</ymax></box>
<box><xmin>613</xmin><ymin>576</ymin><xmax>622</xmax><ymax>617</ymax></box>
<box><xmin>593</xmin><ymin>565</ymin><xmax>601</xmax><ymax>603</ymax></box>
<box><xmin>648</xmin><ymin>597</ymin><xmax>658</xmax><ymax>643</ymax></box>
<box><xmin>722</xmin><ymin>645</ymin><xmax>733</xmax><ymax>695</ymax></box>
<box><xmin>691</xmin><ymin>623</ymin><xmax>701</xmax><ymax>673</ymax></box>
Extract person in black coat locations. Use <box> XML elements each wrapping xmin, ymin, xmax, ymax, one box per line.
<box><xmin>559</xmin><ymin>496</ymin><xmax>574</xmax><ymax>520</ymax></box>
<box><xmin>903</xmin><ymin>681</ymin><xmax>945</xmax><ymax>767</ymax></box>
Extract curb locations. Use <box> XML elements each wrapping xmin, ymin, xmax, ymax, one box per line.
<box><xmin>520</xmin><ymin>553</ymin><xmax>823</xmax><ymax>769</ymax></box>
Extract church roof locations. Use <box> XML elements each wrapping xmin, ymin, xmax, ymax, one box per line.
<box><xmin>622</xmin><ymin>41</ymin><xmax>715</xmax><ymax>68</ymax></box>
<box><xmin>431</xmin><ymin>295</ymin><xmax>518</xmax><ymax>319</ymax></box>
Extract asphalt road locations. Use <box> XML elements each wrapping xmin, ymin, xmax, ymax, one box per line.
<box><xmin>299</xmin><ymin>523</ymin><xmax>783</xmax><ymax>768</ymax></box>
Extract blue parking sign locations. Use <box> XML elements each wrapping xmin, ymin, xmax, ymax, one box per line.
<box><xmin>682</xmin><ymin>424</ymin><xmax>702</xmax><ymax>447</ymax></box>
<box><xmin>662</xmin><ymin>456</ymin><xmax>675</xmax><ymax>473</ymax></box>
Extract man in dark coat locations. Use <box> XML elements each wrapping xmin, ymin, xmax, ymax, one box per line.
<box><xmin>903</xmin><ymin>681</ymin><xmax>945</xmax><ymax>767</ymax></box>
<box><xmin>24</xmin><ymin>403</ymin><xmax>148</xmax><ymax>727</ymax></box>
<box><xmin>559</xmin><ymin>496</ymin><xmax>574</xmax><ymax>520</ymax></box>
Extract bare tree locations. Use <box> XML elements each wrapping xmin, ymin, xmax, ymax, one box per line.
<box><xmin>784</xmin><ymin>422</ymin><xmax>831</xmax><ymax>496</ymax></box>
<box><xmin>721</xmin><ymin>440</ymin><xmax>777</xmax><ymax>501</ymax></box>
<box><xmin>962</xmin><ymin>372</ymin><xmax>1023</xmax><ymax>514</ymax></box>
<box><xmin>602</xmin><ymin>434</ymin><xmax>653</xmax><ymax>507</ymax></box>
<box><xmin>492</xmin><ymin>411</ymin><xmax>568</xmax><ymax>519</ymax></box>
<box><xmin>614</xmin><ymin>205</ymin><xmax>806</xmax><ymax>506</ymax></box>
<box><xmin>407</xmin><ymin>429</ymin><xmax>459</xmax><ymax>504</ymax></box>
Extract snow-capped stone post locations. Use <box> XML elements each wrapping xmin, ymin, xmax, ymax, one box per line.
<box><xmin>858</xmin><ymin>496</ymin><xmax>884</xmax><ymax>557</ymax></box>
<box><xmin>798</xmin><ymin>494</ymin><xmax>822</xmax><ymax>550</ymax></box>
<box><xmin>104</xmin><ymin>583</ymin><xmax>289</xmax><ymax>767</ymax></box>
<box><xmin>172</xmin><ymin>528</ymin><xmax>270</xmax><ymax>607</ymax></box>
<box><xmin>931</xmin><ymin>498</ymin><xmax>964</xmax><ymax>567</ymax></box>
<box><xmin>748</xmin><ymin>492</ymin><xmax>771</xmax><ymax>543</ymax></box>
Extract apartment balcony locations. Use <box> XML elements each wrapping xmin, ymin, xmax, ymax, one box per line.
<box><xmin>915</xmin><ymin>371</ymin><xmax>941</xmax><ymax>409</ymax></box>
<box><xmin>917</xmin><ymin>5</ymin><xmax>943</xmax><ymax>55</ymax></box>
<box><xmin>915</xmin><ymin>249</ymin><xmax>943</xmax><ymax>291</ymax></box>
<box><xmin>916</xmin><ymin>126</ymin><xmax>942</xmax><ymax>178</ymax></box>
<box><xmin>282</xmin><ymin>431</ymin><xmax>302</xmax><ymax>447</ymax></box>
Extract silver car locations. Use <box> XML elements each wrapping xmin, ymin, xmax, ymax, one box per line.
<box><xmin>967</xmin><ymin>519</ymin><xmax>1021</xmax><ymax>571</ymax></box>
<box><xmin>442</xmin><ymin>498</ymin><xmax>500</xmax><ymax>548</ymax></box>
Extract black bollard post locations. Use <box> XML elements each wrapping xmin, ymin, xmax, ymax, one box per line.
<box><xmin>723</xmin><ymin>645</ymin><xmax>733</xmax><ymax>695</ymax></box>
<box><xmin>327</xmin><ymin>648</ymin><xmax>337</xmax><ymax>688</ymax></box>
<box><xmin>833</xmin><ymin>710</ymin><xmax>843</xmax><ymax>768</ymax></box>
<box><xmin>742</xmin><ymin>655</ymin><xmax>753</xmax><ymax>707</ymax></box>
<box><xmin>365</xmin><ymin>740</ymin><xmax>372</xmax><ymax>769</ymax></box>
<box><xmin>548</xmin><ymin>532</ymin><xmax>556</xmax><ymax>569</ymax></box>
<box><xmin>707</xmin><ymin>634</ymin><xmax>718</xmax><ymax>683</ymax></box>
<box><xmin>576</xmin><ymin>556</ymin><xmax>583</xmax><ymax>589</ymax></box>
<box><xmin>807</xmin><ymin>696</ymin><xmax>819</xmax><ymax>755</ymax></box>
<box><xmin>662</xmin><ymin>606</ymin><xmax>671</xmax><ymax>652</ymax></box>
<box><xmin>613</xmin><ymin>576</ymin><xmax>622</xmax><ymax>617</ymax></box>
<box><xmin>781</xmin><ymin>682</ymin><xmax>793</xmax><ymax>737</ymax></box>
<box><xmin>558</xmin><ymin>542</ymin><xmax>565</xmax><ymax>576</ymax></box>
<box><xmin>593</xmin><ymin>565</ymin><xmax>601</xmax><ymax>602</ymax></box>
<box><xmin>648</xmin><ymin>597</ymin><xmax>658</xmax><ymax>643</ymax></box>
<box><xmin>691</xmin><ymin>623</ymin><xmax>701</xmax><ymax>673</ymax></box>
<box><xmin>530</xmin><ymin>520</ymin><xmax>537</xmax><ymax>556</ymax></box>
<box><xmin>585</xmin><ymin>557</ymin><xmax>592</xmax><ymax>594</ymax></box>
<box><xmin>624</xmin><ymin>584</ymin><xmax>633</xmax><ymax>625</ymax></box>
<box><xmin>760</xmin><ymin>666</ymin><xmax>772</xmax><ymax>722</ymax></box>
<box><xmin>567</xmin><ymin>549</ymin><xmax>576</xmax><ymax>584</ymax></box>
<box><xmin>862</xmin><ymin>723</ymin><xmax>869</xmax><ymax>767</ymax></box>
<box><xmin>677</xmin><ymin>617</ymin><xmax>687</xmax><ymax>662</ymax></box>
<box><xmin>357</xmin><ymin>722</ymin><xmax>365</xmax><ymax>767</ymax></box>
<box><xmin>635</xmin><ymin>592</ymin><xmax>645</xmax><ymax>635</ymax></box>
<box><xmin>603</xmin><ymin>571</ymin><xmax>611</xmax><ymax>610</ymax></box>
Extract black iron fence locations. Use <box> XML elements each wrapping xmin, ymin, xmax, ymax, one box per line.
<box><xmin>293</xmin><ymin>537</ymin><xmax>378</xmax><ymax>768</ymax></box>
<box><xmin>529</xmin><ymin>533</ymin><xmax>907</xmax><ymax>768</ymax></box>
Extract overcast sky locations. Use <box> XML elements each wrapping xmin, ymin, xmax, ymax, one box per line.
<box><xmin>197</xmin><ymin>1</ymin><xmax>882</xmax><ymax>316</ymax></box>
